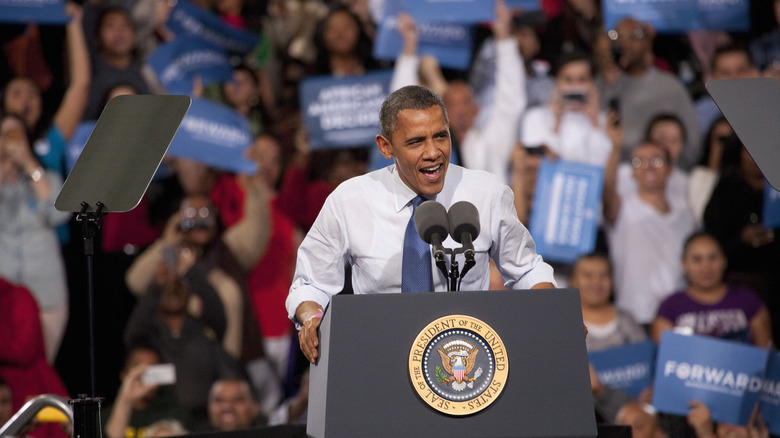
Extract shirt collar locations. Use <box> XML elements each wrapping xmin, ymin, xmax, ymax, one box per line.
<box><xmin>389</xmin><ymin>163</ymin><xmax>456</xmax><ymax>212</ymax></box>
<box><xmin>390</xmin><ymin>164</ymin><xmax>421</xmax><ymax>212</ymax></box>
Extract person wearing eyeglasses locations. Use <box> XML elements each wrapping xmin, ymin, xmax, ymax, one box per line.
<box><xmin>596</xmin><ymin>17</ymin><xmax>700</xmax><ymax>171</ymax></box>
<box><xmin>615</xmin><ymin>114</ymin><xmax>693</xmax><ymax>220</ymax></box>
<box><xmin>602</xmin><ymin>134</ymin><xmax>697</xmax><ymax>331</ymax></box>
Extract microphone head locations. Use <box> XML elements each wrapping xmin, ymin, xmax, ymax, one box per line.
<box><xmin>447</xmin><ymin>201</ymin><xmax>480</xmax><ymax>243</ymax></box>
<box><xmin>414</xmin><ymin>200</ymin><xmax>449</xmax><ymax>243</ymax></box>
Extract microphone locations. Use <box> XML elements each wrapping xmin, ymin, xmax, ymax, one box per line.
<box><xmin>447</xmin><ymin>201</ymin><xmax>480</xmax><ymax>262</ymax></box>
<box><xmin>414</xmin><ymin>200</ymin><xmax>449</xmax><ymax>262</ymax></box>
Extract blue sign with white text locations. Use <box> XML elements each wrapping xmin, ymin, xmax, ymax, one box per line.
<box><xmin>65</xmin><ymin>120</ymin><xmax>97</xmax><ymax>175</ymax></box>
<box><xmin>299</xmin><ymin>70</ymin><xmax>392</xmax><ymax>150</ymax></box>
<box><xmin>147</xmin><ymin>36</ymin><xmax>233</xmax><ymax>95</ymax></box>
<box><xmin>66</xmin><ymin>120</ymin><xmax>172</xmax><ymax>180</ymax></box>
<box><xmin>602</xmin><ymin>0</ymin><xmax>749</xmax><ymax>32</ymax></box>
<box><xmin>763</xmin><ymin>180</ymin><xmax>780</xmax><ymax>230</ymax></box>
<box><xmin>167</xmin><ymin>98</ymin><xmax>255</xmax><ymax>173</ymax></box>
<box><xmin>0</xmin><ymin>0</ymin><xmax>68</xmax><ymax>24</ymax></box>
<box><xmin>506</xmin><ymin>0</ymin><xmax>541</xmax><ymax>10</ymax></box>
<box><xmin>760</xmin><ymin>351</ymin><xmax>780</xmax><ymax>436</ymax></box>
<box><xmin>602</xmin><ymin>0</ymin><xmax>697</xmax><ymax>32</ymax></box>
<box><xmin>373</xmin><ymin>3</ymin><xmax>475</xmax><ymax>70</ymax></box>
<box><xmin>402</xmin><ymin>0</ymin><xmax>493</xmax><ymax>24</ymax></box>
<box><xmin>166</xmin><ymin>0</ymin><xmax>259</xmax><ymax>56</ymax></box>
<box><xmin>653</xmin><ymin>332</ymin><xmax>768</xmax><ymax>426</ymax></box>
<box><xmin>588</xmin><ymin>341</ymin><xmax>657</xmax><ymax>399</ymax></box>
<box><xmin>695</xmin><ymin>0</ymin><xmax>749</xmax><ymax>31</ymax></box>
<box><xmin>529</xmin><ymin>159</ymin><xmax>603</xmax><ymax>264</ymax></box>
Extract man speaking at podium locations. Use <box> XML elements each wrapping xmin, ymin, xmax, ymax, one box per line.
<box><xmin>286</xmin><ymin>85</ymin><xmax>556</xmax><ymax>364</ymax></box>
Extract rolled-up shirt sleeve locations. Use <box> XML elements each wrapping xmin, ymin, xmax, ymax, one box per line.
<box><xmin>285</xmin><ymin>195</ymin><xmax>350</xmax><ymax>324</ymax></box>
<box><xmin>490</xmin><ymin>185</ymin><xmax>556</xmax><ymax>289</ymax></box>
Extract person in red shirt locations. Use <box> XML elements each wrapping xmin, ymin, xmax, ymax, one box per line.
<box><xmin>0</xmin><ymin>278</ymin><xmax>70</xmax><ymax>438</ymax></box>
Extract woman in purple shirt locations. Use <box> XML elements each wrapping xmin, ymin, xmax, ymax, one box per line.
<box><xmin>651</xmin><ymin>231</ymin><xmax>772</xmax><ymax>347</ymax></box>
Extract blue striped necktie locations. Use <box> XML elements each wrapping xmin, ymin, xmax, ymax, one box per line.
<box><xmin>401</xmin><ymin>196</ymin><xmax>433</xmax><ymax>292</ymax></box>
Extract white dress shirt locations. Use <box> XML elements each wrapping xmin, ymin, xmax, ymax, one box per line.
<box><xmin>521</xmin><ymin>107</ymin><xmax>612</xmax><ymax>168</ymax></box>
<box><xmin>286</xmin><ymin>164</ymin><xmax>556</xmax><ymax>321</ymax></box>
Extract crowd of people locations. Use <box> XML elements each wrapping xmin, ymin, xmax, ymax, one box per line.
<box><xmin>1</xmin><ymin>0</ymin><xmax>780</xmax><ymax>437</ymax></box>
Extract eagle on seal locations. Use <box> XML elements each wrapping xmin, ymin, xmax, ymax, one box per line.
<box><xmin>437</xmin><ymin>340</ymin><xmax>479</xmax><ymax>386</ymax></box>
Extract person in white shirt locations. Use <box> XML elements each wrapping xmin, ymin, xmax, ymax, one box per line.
<box><xmin>521</xmin><ymin>51</ymin><xmax>612</xmax><ymax>167</ymax></box>
<box><xmin>603</xmin><ymin>139</ymin><xmax>697</xmax><ymax>326</ymax></box>
<box><xmin>441</xmin><ymin>0</ymin><xmax>526</xmax><ymax>182</ymax></box>
<box><xmin>287</xmin><ymin>85</ymin><xmax>556</xmax><ymax>364</ymax></box>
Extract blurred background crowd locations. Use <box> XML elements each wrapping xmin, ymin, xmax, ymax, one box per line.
<box><xmin>1</xmin><ymin>0</ymin><xmax>780</xmax><ymax>437</ymax></box>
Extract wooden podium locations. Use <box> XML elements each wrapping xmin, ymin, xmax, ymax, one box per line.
<box><xmin>307</xmin><ymin>288</ymin><xmax>597</xmax><ymax>438</ymax></box>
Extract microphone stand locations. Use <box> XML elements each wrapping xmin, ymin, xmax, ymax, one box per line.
<box><xmin>434</xmin><ymin>247</ymin><xmax>472</xmax><ymax>292</ymax></box>
<box><xmin>434</xmin><ymin>251</ymin><xmax>450</xmax><ymax>290</ymax></box>
<box><xmin>449</xmin><ymin>249</ymin><xmax>460</xmax><ymax>292</ymax></box>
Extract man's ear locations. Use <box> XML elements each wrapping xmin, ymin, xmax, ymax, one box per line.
<box><xmin>375</xmin><ymin>134</ymin><xmax>393</xmax><ymax>160</ymax></box>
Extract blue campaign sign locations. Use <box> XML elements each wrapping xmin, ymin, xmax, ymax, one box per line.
<box><xmin>763</xmin><ymin>180</ymin><xmax>780</xmax><ymax>229</ymax></box>
<box><xmin>166</xmin><ymin>0</ymin><xmax>259</xmax><ymax>56</ymax></box>
<box><xmin>147</xmin><ymin>36</ymin><xmax>233</xmax><ymax>95</ymax></box>
<box><xmin>760</xmin><ymin>350</ymin><xmax>780</xmax><ymax>436</ymax></box>
<box><xmin>373</xmin><ymin>12</ymin><xmax>474</xmax><ymax>70</ymax></box>
<box><xmin>602</xmin><ymin>0</ymin><xmax>748</xmax><ymax>32</ymax></box>
<box><xmin>402</xmin><ymin>0</ymin><xmax>493</xmax><ymax>24</ymax></box>
<box><xmin>588</xmin><ymin>341</ymin><xmax>657</xmax><ymax>399</ymax></box>
<box><xmin>529</xmin><ymin>158</ymin><xmax>603</xmax><ymax>264</ymax></box>
<box><xmin>167</xmin><ymin>98</ymin><xmax>256</xmax><ymax>173</ymax></box>
<box><xmin>694</xmin><ymin>0</ymin><xmax>749</xmax><ymax>32</ymax></box>
<box><xmin>66</xmin><ymin>120</ymin><xmax>97</xmax><ymax>175</ymax></box>
<box><xmin>299</xmin><ymin>70</ymin><xmax>392</xmax><ymax>150</ymax></box>
<box><xmin>653</xmin><ymin>332</ymin><xmax>769</xmax><ymax>426</ymax></box>
<box><xmin>66</xmin><ymin>120</ymin><xmax>172</xmax><ymax>181</ymax></box>
<box><xmin>0</xmin><ymin>0</ymin><xmax>68</xmax><ymax>24</ymax></box>
<box><xmin>505</xmin><ymin>0</ymin><xmax>541</xmax><ymax>10</ymax></box>
<box><xmin>602</xmin><ymin>0</ymin><xmax>698</xmax><ymax>33</ymax></box>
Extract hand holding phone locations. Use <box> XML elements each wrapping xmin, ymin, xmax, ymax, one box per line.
<box><xmin>561</xmin><ymin>90</ymin><xmax>588</xmax><ymax>104</ymax></box>
<box><xmin>142</xmin><ymin>363</ymin><xmax>176</xmax><ymax>386</ymax></box>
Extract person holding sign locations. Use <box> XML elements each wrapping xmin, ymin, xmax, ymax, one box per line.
<box><xmin>614</xmin><ymin>401</ymin><xmax>668</xmax><ymax>438</ymax></box>
<box><xmin>441</xmin><ymin>0</ymin><xmax>525</xmax><ymax>183</ymax></box>
<box><xmin>651</xmin><ymin>232</ymin><xmax>772</xmax><ymax>348</ymax></box>
<box><xmin>685</xmin><ymin>399</ymin><xmax>769</xmax><ymax>438</ymax></box>
<box><xmin>287</xmin><ymin>85</ymin><xmax>556</xmax><ymax>364</ymax></box>
<box><xmin>390</xmin><ymin>12</ymin><xmax>449</xmax><ymax>100</ymax></box>
<box><xmin>2</xmin><ymin>2</ymin><xmax>90</xmax><ymax>179</ymax></box>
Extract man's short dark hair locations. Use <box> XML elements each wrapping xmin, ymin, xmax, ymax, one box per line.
<box><xmin>379</xmin><ymin>85</ymin><xmax>449</xmax><ymax>139</ymax></box>
<box><xmin>551</xmin><ymin>51</ymin><xmax>595</xmax><ymax>79</ymax></box>
<box><xmin>209</xmin><ymin>377</ymin><xmax>259</xmax><ymax>403</ymax></box>
<box><xmin>644</xmin><ymin>112</ymin><xmax>687</xmax><ymax>145</ymax></box>
<box><xmin>711</xmin><ymin>43</ymin><xmax>754</xmax><ymax>71</ymax></box>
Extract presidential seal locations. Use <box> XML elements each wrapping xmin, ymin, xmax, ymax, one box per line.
<box><xmin>408</xmin><ymin>315</ymin><xmax>508</xmax><ymax>415</ymax></box>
